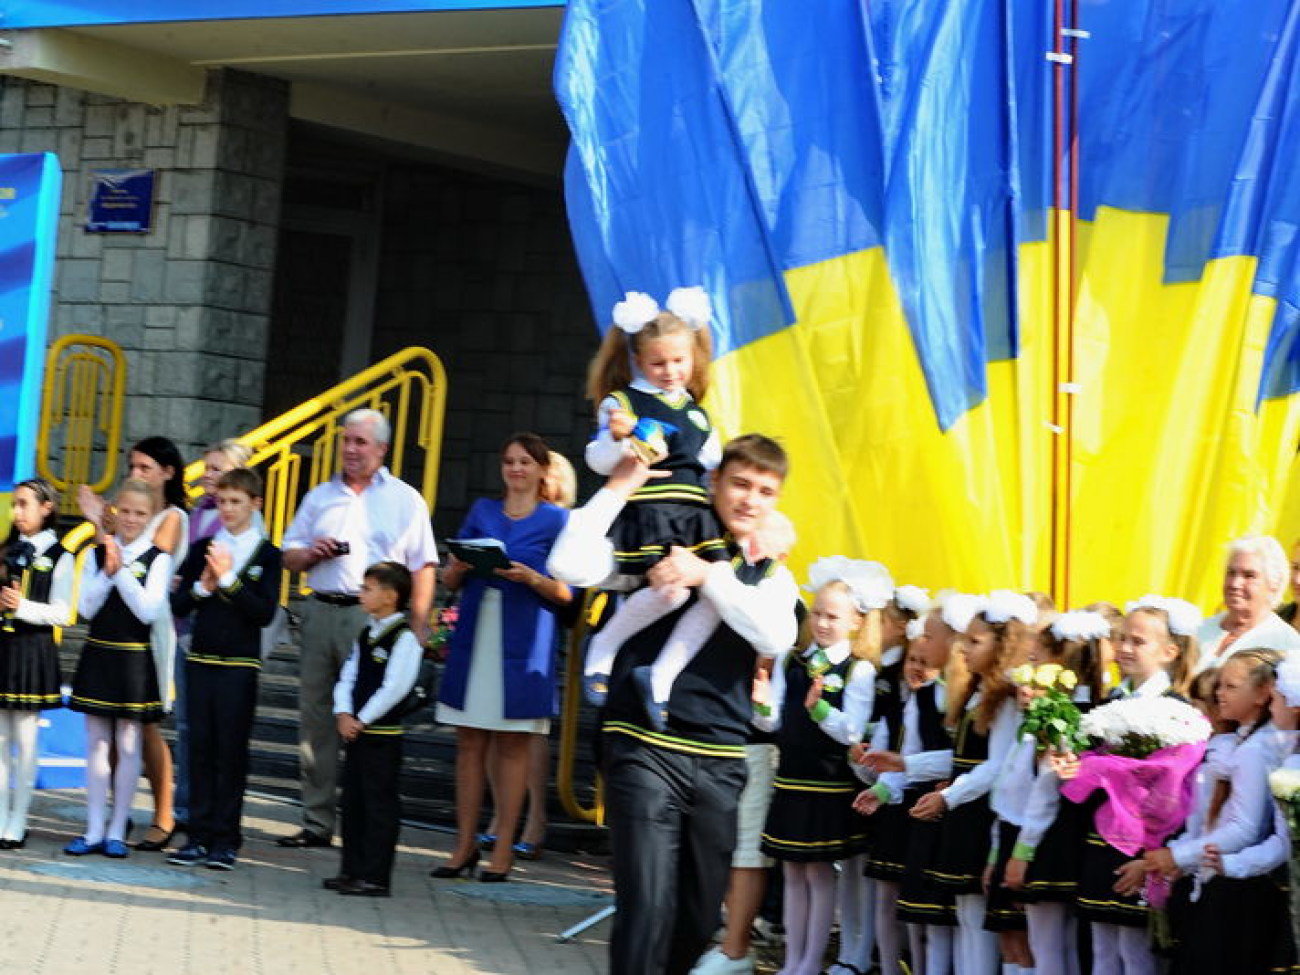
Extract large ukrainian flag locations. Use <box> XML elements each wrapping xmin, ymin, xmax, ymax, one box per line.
<box><xmin>555</xmin><ymin>0</ymin><xmax>1300</xmax><ymax>610</ymax></box>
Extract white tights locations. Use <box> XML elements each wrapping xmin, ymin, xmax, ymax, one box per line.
<box><xmin>83</xmin><ymin>716</ymin><xmax>142</xmax><ymax>843</ymax></box>
<box><xmin>780</xmin><ymin>861</ymin><xmax>837</xmax><ymax>975</ymax></box>
<box><xmin>834</xmin><ymin>857</ymin><xmax>877</xmax><ymax>971</ymax></box>
<box><xmin>921</xmin><ymin>924</ymin><xmax>954</xmax><ymax>975</ymax></box>
<box><xmin>873</xmin><ymin>880</ymin><xmax>907</xmax><ymax>973</ymax></box>
<box><xmin>1090</xmin><ymin>922</ymin><xmax>1156</xmax><ymax>975</ymax></box>
<box><xmin>954</xmin><ymin>894</ymin><xmax>1000</xmax><ymax>975</ymax></box>
<box><xmin>1025</xmin><ymin>902</ymin><xmax>1077</xmax><ymax>975</ymax></box>
<box><xmin>0</xmin><ymin>711</ymin><xmax>39</xmax><ymax>841</ymax></box>
<box><xmin>584</xmin><ymin>587</ymin><xmax>691</xmax><ymax>697</ymax></box>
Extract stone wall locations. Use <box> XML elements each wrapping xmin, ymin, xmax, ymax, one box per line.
<box><xmin>370</xmin><ymin>164</ymin><xmax>599</xmax><ymax>537</ymax></box>
<box><xmin>0</xmin><ymin>68</ymin><xmax>288</xmax><ymax>464</ymax></box>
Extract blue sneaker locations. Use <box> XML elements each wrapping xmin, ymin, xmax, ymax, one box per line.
<box><xmin>583</xmin><ymin>673</ymin><xmax>610</xmax><ymax>707</ymax></box>
<box><xmin>102</xmin><ymin>839</ymin><xmax>129</xmax><ymax>859</ymax></box>
<box><xmin>168</xmin><ymin>843</ymin><xmax>209</xmax><ymax>866</ymax></box>
<box><xmin>205</xmin><ymin>847</ymin><xmax>237</xmax><ymax>871</ymax></box>
<box><xmin>630</xmin><ymin>665</ymin><xmax>669</xmax><ymax>732</ymax></box>
<box><xmin>63</xmin><ymin>836</ymin><xmax>105</xmax><ymax>856</ymax></box>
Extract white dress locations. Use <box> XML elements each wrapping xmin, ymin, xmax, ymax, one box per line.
<box><xmin>434</xmin><ymin>590</ymin><xmax>549</xmax><ymax>734</ymax></box>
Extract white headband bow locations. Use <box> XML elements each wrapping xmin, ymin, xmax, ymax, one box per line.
<box><xmin>983</xmin><ymin>589</ymin><xmax>1039</xmax><ymax>627</ymax></box>
<box><xmin>1050</xmin><ymin>609</ymin><xmax>1112</xmax><ymax>643</ymax></box>
<box><xmin>1124</xmin><ymin>594</ymin><xmax>1202</xmax><ymax>637</ymax></box>
<box><xmin>612</xmin><ymin>287</ymin><xmax>711</xmax><ymax>335</ymax></box>
<box><xmin>805</xmin><ymin>556</ymin><xmax>895</xmax><ymax>613</ymax></box>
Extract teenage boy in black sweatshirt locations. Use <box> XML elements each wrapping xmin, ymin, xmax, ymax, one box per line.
<box><xmin>168</xmin><ymin>467</ymin><xmax>281</xmax><ymax>870</ymax></box>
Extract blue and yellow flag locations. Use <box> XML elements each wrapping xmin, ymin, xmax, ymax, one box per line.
<box><xmin>0</xmin><ymin>153</ymin><xmax>61</xmax><ymax>525</ymax></box>
<box><xmin>556</xmin><ymin>0</ymin><xmax>1300</xmax><ymax>610</ymax></box>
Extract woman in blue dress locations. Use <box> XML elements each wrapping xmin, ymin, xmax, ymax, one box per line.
<box><xmin>432</xmin><ymin>433</ymin><xmax>572</xmax><ymax>882</ymax></box>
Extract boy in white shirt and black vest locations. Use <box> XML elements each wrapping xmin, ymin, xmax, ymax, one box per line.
<box><xmin>168</xmin><ymin>468</ymin><xmax>281</xmax><ymax>870</ymax></box>
<box><xmin>325</xmin><ymin>561</ymin><xmax>422</xmax><ymax>897</ymax></box>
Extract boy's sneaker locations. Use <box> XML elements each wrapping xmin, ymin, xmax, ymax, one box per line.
<box><xmin>206</xmin><ymin>847</ymin><xmax>237</xmax><ymax>871</ymax></box>
<box><xmin>167</xmin><ymin>843</ymin><xmax>209</xmax><ymax>866</ymax></box>
<box><xmin>690</xmin><ymin>948</ymin><xmax>754</xmax><ymax>974</ymax></box>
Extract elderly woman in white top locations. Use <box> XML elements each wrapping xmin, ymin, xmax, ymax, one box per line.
<box><xmin>1196</xmin><ymin>534</ymin><xmax>1300</xmax><ymax>670</ymax></box>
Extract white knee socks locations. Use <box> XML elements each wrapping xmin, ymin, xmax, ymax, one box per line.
<box><xmin>0</xmin><ymin>711</ymin><xmax>39</xmax><ymax>841</ymax></box>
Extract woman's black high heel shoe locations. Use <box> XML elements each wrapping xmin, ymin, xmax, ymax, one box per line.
<box><xmin>430</xmin><ymin>850</ymin><xmax>479</xmax><ymax>879</ymax></box>
<box><xmin>478</xmin><ymin>866</ymin><xmax>511</xmax><ymax>883</ymax></box>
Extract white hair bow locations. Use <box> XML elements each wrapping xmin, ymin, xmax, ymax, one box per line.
<box><xmin>612</xmin><ymin>291</ymin><xmax>661</xmax><ymax>334</ymax></box>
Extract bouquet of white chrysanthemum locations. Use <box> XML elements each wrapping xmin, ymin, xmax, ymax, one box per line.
<box><xmin>1079</xmin><ymin>696</ymin><xmax>1211</xmax><ymax>759</ymax></box>
<box><xmin>1270</xmin><ymin>766</ymin><xmax>1300</xmax><ymax>804</ymax></box>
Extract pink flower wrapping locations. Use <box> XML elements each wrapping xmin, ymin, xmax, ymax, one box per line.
<box><xmin>1060</xmin><ymin>741</ymin><xmax>1207</xmax><ymax>857</ymax></box>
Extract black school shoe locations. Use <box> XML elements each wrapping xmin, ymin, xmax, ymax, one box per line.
<box><xmin>337</xmin><ymin>878</ymin><xmax>390</xmax><ymax>897</ymax></box>
<box><xmin>276</xmin><ymin>829</ymin><xmax>332</xmax><ymax>848</ymax></box>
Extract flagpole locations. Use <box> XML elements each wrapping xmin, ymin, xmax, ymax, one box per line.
<box><xmin>1050</xmin><ymin>0</ymin><xmax>1081</xmax><ymax>608</ymax></box>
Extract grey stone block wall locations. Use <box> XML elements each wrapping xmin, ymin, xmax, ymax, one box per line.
<box><xmin>1</xmin><ymin>68</ymin><xmax>288</xmax><ymax>466</ymax></box>
<box><xmin>371</xmin><ymin>165</ymin><xmax>600</xmax><ymax>537</ymax></box>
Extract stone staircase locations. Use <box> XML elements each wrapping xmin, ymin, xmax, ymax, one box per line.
<box><xmin>55</xmin><ymin>602</ymin><xmax>607</xmax><ymax>853</ymax></box>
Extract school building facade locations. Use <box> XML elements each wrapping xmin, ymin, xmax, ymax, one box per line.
<box><xmin>0</xmin><ymin>1</ymin><xmax>595</xmax><ymax>534</ymax></box>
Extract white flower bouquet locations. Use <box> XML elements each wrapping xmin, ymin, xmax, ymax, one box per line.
<box><xmin>1079</xmin><ymin>696</ymin><xmax>1211</xmax><ymax>759</ymax></box>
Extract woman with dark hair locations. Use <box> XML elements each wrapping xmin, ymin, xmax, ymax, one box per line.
<box><xmin>431</xmin><ymin>433</ymin><xmax>572</xmax><ymax>883</ymax></box>
<box><xmin>79</xmin><ymin>436</ymin><xmax>190</xmax><ymax>852</ymax></box>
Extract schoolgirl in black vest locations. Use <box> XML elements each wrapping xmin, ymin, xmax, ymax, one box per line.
<box><xmin>580</xmin><ymin>289</ymin><xmax>728</xmax><ymax>717</ymax></box>
<box><xmin>990</xmin><ymin>609</ymin><xmax>1109</xmax><ymax>975</ymax></box>
<box><xmin>0</xmin><ymin>478</ymin><xmax>72</xmax><ymax>848</ymax></box>
<box><xmin>66</xmin><ymin>479</ymin><xmax>173</xmax><ymax>858</ymax></box>
<box><xmin>912</xmin><ymin>592</ymin><xmax>1035</xmax><ymax>975</ymax></box>
<box><xmin>859</xmin><ymin>598</ymin><xmax>984</xmax><ymax>975</ymax></box>
<box><xmin>754</xmin><ymin>558</ymin><xmax>888</xmax><ymax>975</ymax></box>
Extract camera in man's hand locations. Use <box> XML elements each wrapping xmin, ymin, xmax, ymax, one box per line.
<box><xmin>331</xmin><ymin>539</ymin><xmax>351</xmax><ymax>557</ymax></box>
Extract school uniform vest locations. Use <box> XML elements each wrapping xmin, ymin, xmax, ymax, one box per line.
<box><xmin>10</xmin><ymin>541</ymin><xmax>66</xmax><ymax>637</ymax></box>
<box><xmin>604</xmin><ymin>551</ymin><xmax>781</xmax><ymax>756</ymax></box>
<box><xmin>873</xmin><ymin>653</ymin><xmax>906</xmax><ymax>747</ymax></box>
<box><xmin>952</xmin><ymin>700</ymin><xmax>991</xmax><ymax>774</ymax></box>
<box><xmin>353</xmin><ymin>618</ymin><xmax>412</xmax><ymax>734</ymax></box>
<box><xmin>775</xmin><ymin>651</ymin><xmax>858</xmax><ymax>783</ymax></box>
<box><xmin>88</xmin><ymin>547</ymin><xmax>162</xmax><ymax>646</ymax></box>
<box><xmin>186</xmin><ymin>538</ymin><xmax>279</xmax><ymax>668</ymax></box>
<box><xmin>611</xmin><ymin>386</ymin><xmax>713</xmax><ymax>504</ymax></box>
<box><xmin>911</xmin><ymin>681</ymin><xmax>954</xmax><ymax>755</ymax></box>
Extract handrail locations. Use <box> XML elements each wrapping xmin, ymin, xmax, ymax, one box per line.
<box><xmin>36</xmin><ymin>335</ymin><xmax>126</xmax><ymax>494</ymax></box>
<box><xmin>556</xmin><ymin>590</ymin><xmax>604</xmax><ymax>824</ymax></box>
<box><xmin>180</xmin><ymin>346</ymin><xmax>448</xmax><ymax>604</ymax></box>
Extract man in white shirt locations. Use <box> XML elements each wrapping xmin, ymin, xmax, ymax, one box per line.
<box><xmin>276</xmin><ymin>409</ymin><xmax>437</xmax><ymax>848</ymax></box>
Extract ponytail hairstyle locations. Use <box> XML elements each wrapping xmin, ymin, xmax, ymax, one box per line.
<box><xmin>585</xmin><ymin>290</ymin><xmax>715</xmax><ymax>405</ymax></box>
<box><xmin>1124</xmin><ymin>596</ymin><xmax>1203</xmax><ymax>698</ymax></box>
<box><xmin>1206</xmin><ymin>649</ymin><xmax>1281</xmax><ymax>828</ymax></box>
<box><xmin>949</xmin><ymin>592</ymin><xmax>1037</xmax><ymax>734</ymax></box>
<box><xmin>1047</xmin><ymin>610</ymin><xmax>1112</xmax><ymax>706</ymax></box>
<box><xmin>130</xmin><ymin>436</ymin><xmax>188</xmax><ymax>512</ymax></box>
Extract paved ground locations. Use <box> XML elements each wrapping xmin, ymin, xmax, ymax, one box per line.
<box><xmin>0</xmin><ymin>788</ymin><xmax>615</xmax><ymax>975</ymax></box>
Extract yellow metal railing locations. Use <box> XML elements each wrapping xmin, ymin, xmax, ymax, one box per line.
<box><xmin>180</xmin><ymin>346</ymin><xmax>448</xmax><ymax>602</ymax></box>
<box><xmin>557</xmin><ymin>591</ymin><xmax>604</xmax><ymax>824</ymax></box>
<box><xmin>36</xmin><ymin>335</ymin><xmax>127</xmax><ymax>494</ymax></box>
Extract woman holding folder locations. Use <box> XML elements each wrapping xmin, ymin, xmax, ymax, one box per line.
<box><xmin>432</xmin><ymin>432</ymin><xmax>571</xmax><ymax>882</ymax></box>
